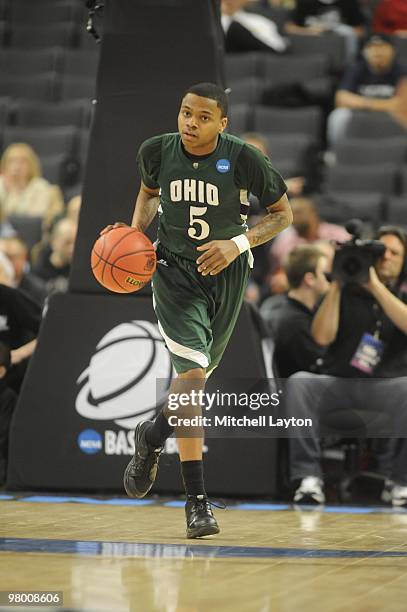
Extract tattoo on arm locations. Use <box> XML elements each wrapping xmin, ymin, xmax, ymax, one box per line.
<box><xmin>246</xmin><ymin>210</ymin><xmax>290</xmax><ymax>248</ymax></box>
<box><xmin>132</xmin><ymin>194</ymin><xmax>160</xmax><ymax>232</ymax></box>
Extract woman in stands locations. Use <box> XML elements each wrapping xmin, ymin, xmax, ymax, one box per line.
<box><xmin>0</xmin><ymin>143</ymin><xmax>64</xmax><ymax>230</ymax></box>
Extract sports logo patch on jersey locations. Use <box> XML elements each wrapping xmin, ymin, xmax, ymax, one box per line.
<box><xmin>216</xmin><ymin>159</ymin><xmax>230</xmax><ymax>173</ymax></box>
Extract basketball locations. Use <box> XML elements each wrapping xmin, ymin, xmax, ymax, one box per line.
<box><xmin>91</xmin><ymin>227</ymin><xmax>156</xmax><ymax>293</ymax></box>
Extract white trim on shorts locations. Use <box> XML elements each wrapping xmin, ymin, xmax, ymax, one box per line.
<box><xmin>152</xmin><ymin>292</ymin><xmax>209</xmax><ymax>369</ymax></box>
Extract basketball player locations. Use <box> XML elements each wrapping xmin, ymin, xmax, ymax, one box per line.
<box><xmin>102</xmin><ymin>83</ymin><xmax>292</xmax><ymax>538</ymax></box>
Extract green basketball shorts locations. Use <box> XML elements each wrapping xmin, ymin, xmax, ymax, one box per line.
<box><xmin>152</xmin><ymin>242</ymin><xmax>250</xmax><ymax>375</ymax></box>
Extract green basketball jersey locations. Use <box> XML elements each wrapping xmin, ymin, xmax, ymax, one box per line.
<box><xmin>137</xmin><ymin>132</ymin><xmax>287</xmax><ymax>262</ymax></box>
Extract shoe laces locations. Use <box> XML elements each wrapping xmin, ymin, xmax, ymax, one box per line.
<box><xmin>189</xmin><ymin>495</ymin><xmax>226</xmax><ymax>512</ymax></box>
<box><xmin>133</xmin><ymin>446</ymin><xmax>161</xmax><ymax>475</ymax></box>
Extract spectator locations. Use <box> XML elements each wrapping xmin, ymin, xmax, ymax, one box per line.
<box><xmin>372</xmin><ymin>0</ymin><xmax>407</xmax><ymax>37</ymax></box>
<box><xmin>271</xmin><ymin>245</ymin><xmax>329</xmax><ymax>375</ymax></box>
<box><xmin>270</xmin><ymin>197</ymin><xmax>349</xmax><ymax>271</ymax></box>
<box><xmin>0</xmin><ymin>278</ymin><xmax>41</xmax><ymax>394</ymax></box>
<box><xmin>0</xmin><ymin>251</ymin><xmax>16</xmax><ymax>287</ymax></box>
<box><xmin>327</xmin><ymin>32</ymin><xmax>407</xmax><ymax>146</ymax></box>
<box><xmin>221</xmin><ymin>0</ymin><xmax>288</xmax><ymax>53</ymax></box>
<box><xmin>0</xmin><ymin>143</ymin><xmax>64</xmax><ymax>231</ymax></box>
<box><xmin>286</xmin><ymin>0</ymin><xmax>365</xmax><ymax>34</ymax></box>
<box><xmin>241</xmin><ymin>134</ymin><xmax>314</xmax><ymax>302</ymax></box>
<box><xmin>285</xmin><ymin>0</ymin><xmax>366</xmax><ymax>58</ymax></box>
<box><xmin>0</xmin><ymin>342</ymin><xmax>18</xmax><ymax>486</ymax></box>
<box><xmin>285</xmin><ymin>226</ymin><xmax>407</xmax><ymax>506</ymax></box>
<box><xmin>32</xmin><ymin>217</ymin><xmax>77</xmax><ymax>294</ymax></box>
<box><xmin>66</xmin><ymin>194</ymin><xmax>82</xmax><ymax>225</ymax></box>
<box><xmin>0</xmin><ymin>207</ymin><xmax>17</xmax><ymax>240</ymax></box>
<box><xmin>0</xmin><ymin>236</ymin><xmax>47</xmax><ymax>306</ymax></box>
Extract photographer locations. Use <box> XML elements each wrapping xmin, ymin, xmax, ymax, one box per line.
<box><xmin>285</xmin><ymin>225</ymin><xmax>407</xmax><ymax>505</ymax></box>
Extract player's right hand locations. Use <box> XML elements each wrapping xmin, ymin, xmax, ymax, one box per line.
<box><xmin>99</xmin><ymin>221</ymin><xmax>130</xmax><ymax>236</ymax></box>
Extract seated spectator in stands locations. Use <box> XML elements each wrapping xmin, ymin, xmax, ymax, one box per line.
<box><xmin>270</xmin><ymin>245</ymin><xmax>329</xmax><ymax>373</ymax></box>
<box><xmin>0</xmin><ymin>342</ymin><xmax>18</xmax><ymax>486</ymax></box>
<box><xmin>0</xmin><ymin>206</ymin><xmax>17</xmax><ymax>240</ymax></box>
<box><xmin>286</xmin><ymin>0</ymin><xmax>365</xmax><ymax>35</ymax></box>
<box><xmin>285</xmin><ymin>225</ymin><xmax>407</xmax><ymax>506</ymax></box>
<box><xmin>33</xmin><ymin>217</ymin><xmax>77</xmax><ymax>295</ymax></box>
<box><xmin>285</xmin><ymin>0</ymin><xmax>365</xmax><ymax>58</ymax></box>
<box><xmin>241</xmin><ymin>133</ymin><xmax>312</xmax><ymax>303</ymax></box>
<box><xmin>242</xmin><ymin>133</ymin><xmax>307</xmax><ymax>198</ymax></box>
<box><xmin>327</xmin><ymin>32</ymin><xmax>407</xmax><ymax>145</ymax></box>
<box><xmin>221</xmin><ymin>0</ymin><xmax>288</xmax><ymax>53</ymax></box>
<box><xmin>66</xmin><ymin>194</ymin><xmax>81</xmax><ymax>224</ymax></box>
<box><xmin>0</xmin><ymin>251</ymin><xmax>16</xmax><ymax>287</ymax></box>
<box><xmin>0</xmin><ymin>267</ymin><xmax>41</xmax><ymax>393</ymax></box>
<box><xmin>0</xmin><ymin>237</ymin><xmax>47</xmax><ymax>307</ymax></box>
<box><xmin>270</xmin><ymin>197</ymin><xmax>349</xmax><ymax>272</ymax></box>
<box><xmin>0</xmin><ymin>143</ymin><xmax>64</xmax><ymax>231</ymax></box>
<box><xmin>372</xmin><ymin>0</ymin><xmax>407</xmax><ymax>37</ymax></box>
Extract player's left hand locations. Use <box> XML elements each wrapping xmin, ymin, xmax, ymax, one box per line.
<box><xmin>196</xmin><ymin>240</ymin><xmax>240</xmax><ymax>276</ymax></box>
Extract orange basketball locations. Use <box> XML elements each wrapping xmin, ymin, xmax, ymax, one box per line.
<box><xmin>91</xmin><ymin>227</ymin><xmax>156</xmax><ymax>293</ymax></box>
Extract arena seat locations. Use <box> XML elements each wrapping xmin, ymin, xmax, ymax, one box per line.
<box><xmin>265</xmin><ymin>133</ymin><xmax>313</xmax><ymax>163</ymax></box>
<box><xmin>324</xmin><ymin>163</ymin><xmax>398</xmax><ymax>196</ymax></box>
<box><xmin>9</xmin><ymin>1</ymin><xmax>82</xmax><ymax>24</ymax></box>
<box><xmin>287</xmin><ymin>32</ymin><xmax>346</xmax><ymax>74</ymax></box>
<box><xmin>262</xmin><ymin>54</ymin><xmax>329</xmax><ymax>84</ymax></box>
<box><xmin>319</xmin><ymin>192</ymin><xmax>384</xmax><ymax>225</ymax></box>
<box><xmin>394</xmin><ymin>36</ymin><xmax>407</xmax><ymax>62</ymax></box>
<box><xmin>0</xmin><ymin>74</ymin><xmax>56</xmax><ymax>102</ymax></box>
<box><xmin>11</xmin><ymin>99</ymin><xmax>92</xmax><ymax>129</ymax></box>
<box><xmin>227</xmin><ymin>77</ymin><xmax>263</xmax><ymax>105</ymax></box>
<box><xmin>8</xmin><ymin>215</ymin><xmax>43</xmax><ymax>250</ymax></box>
<box><xmin>0</xmin><ymin>47</ymin><xmax>61</xmax><ymax>76</ymax></box>
<box><xmin>224</xmin><ymin>52</ymin><xmax>262</xmax><ymax>82</ymax></box>
<box><xmin>0</xmin><ymin>0</ymin><xmax>7</xmax><ymax>20</ymax></box>
<box><xmin>3</xmin><ymin>125</ymin><xmax>79</xmax><ymax>158</ymax></box>
<box><xmin>58</xmin><ymin>75</ymin><xmax>97</xmax><ymax>101</ymax></box>
<box><xmin>386</xmin><ymin>196</ymin><xmax>407</xmax><ymax>226</ymax></box>
<box><xmin>0</xmin><ymin>96</ymin><xmax>11</xmax><ymax>131</ymax></box>
<box><xmin>345</xmin><ymin>111</ymin><xmax>407</xmax><ymax>139</ymax></box>
<box><xmin>9</xmin><ymin>23</ymin><xmax>77</xmax><ymax>48</ymax></box>
<box><xmin>253</xmin><ymin>105</ymin><xmax>323</xmax><ymax>139</ymax></box>
<box><xmin>228</xmin><ymin>104</ymin><xmax>252</xmax><ymax>134</ymax></box>
<box><xmin>0</xmin><ymin>19</ymin><xmax>5</xmax><ymax>44</ymax></box>
<box><xmin>334</xmin><ymin>137</ymin><xmax>407</xmax><ymax>166</ymax></box>
<box><xmin>39</xmin><ymin>153</ymin><xmax>68</xmax><ymax>185</ymax></box>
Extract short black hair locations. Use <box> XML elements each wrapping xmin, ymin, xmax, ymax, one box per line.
<box><xmin>0</xmin><ymin>342</ymin><xmax>11</xmax><ymax>370</ymax></box>
<box><xmin>183</xmin><ymin>82</ymin><xmax>228</xmax><ymax>118</ymax></box>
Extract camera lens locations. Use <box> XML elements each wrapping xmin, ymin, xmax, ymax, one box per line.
<box><xmin>342</xmin><ymin>256</ymin><xmax>362</xmax><ymax>277</ymax></box>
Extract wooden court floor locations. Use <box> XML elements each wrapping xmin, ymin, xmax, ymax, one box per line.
<box><xmin>1</xmin><ymin>497</ymin><xmax>407</xmax><ymax>612</ymax></box>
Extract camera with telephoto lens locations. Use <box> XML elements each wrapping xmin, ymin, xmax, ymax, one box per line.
<box><xmin>332</xmin><ymin>219</ymin><xmax>385</xmax><ymax>284</ymax></box>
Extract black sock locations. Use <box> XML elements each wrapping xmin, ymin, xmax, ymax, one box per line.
<box><xmin>181</xmin><ymin>460</ymin><xmax>206</xmax><ymax>497</ymax></box>
<box><xmin>145</xmin><ymin>412</ymin><xmax>174</xmax><ymax>448</ymax></box>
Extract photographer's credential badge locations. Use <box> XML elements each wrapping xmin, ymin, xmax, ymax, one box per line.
<box><xmin>350</xmin><ymin>333</ymin><xmax>384</xmax><ymax>374</ymax></box>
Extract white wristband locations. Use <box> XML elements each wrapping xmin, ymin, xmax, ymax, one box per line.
<box><xmin>231</xmin><ymin>234</ymin><xmax>251</xmax><ymax>254</ymax></box>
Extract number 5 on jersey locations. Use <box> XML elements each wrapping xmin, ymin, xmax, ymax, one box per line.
<box><xmin>188</xmin><ymin>206</ymin><xmax>210</xmax><ymax>240</ymax></box>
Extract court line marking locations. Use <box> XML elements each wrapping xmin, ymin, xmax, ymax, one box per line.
<box><xmin>1</xmin><ymin>494</ymin><xmax>407</xmax><ymax>514</ymax></box>
<box><xmin>1</xmin><ymin>537</ymin><xmax>407</xmax><ymax>559</ymax></box>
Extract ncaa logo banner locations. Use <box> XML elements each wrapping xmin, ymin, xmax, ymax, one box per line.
<box><xmin>76</xmin><ymin>320</ymin><xmax>173</xmax><ymax>429</ymax></box>
<box><xmin>7</xmin><ymin>294</ymin><xmax>183</xmax><ymax>491</ymax></box>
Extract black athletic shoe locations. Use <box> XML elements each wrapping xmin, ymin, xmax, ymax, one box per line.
<box><xmin>185</xmin><ymin>494</ymin><xmax>220</xmax><ymax>539</ymax></box>
<box><xmin>123</xmin><ymin>421</ymin><xmax>162</xmax><ymax>499</ymax></box>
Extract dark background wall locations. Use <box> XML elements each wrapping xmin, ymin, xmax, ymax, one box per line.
<box><xmin>70</xmin><ymin>0</ymin><xmax>225</xmax><ymax>293</ymax></box>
